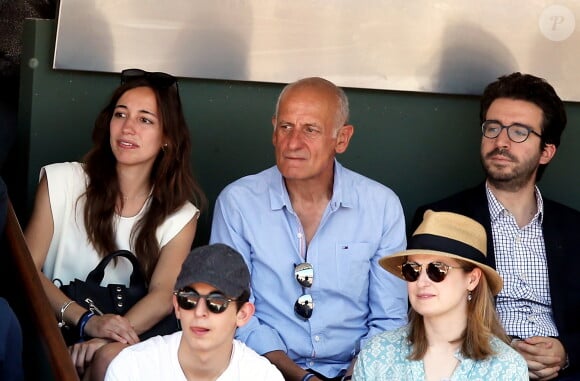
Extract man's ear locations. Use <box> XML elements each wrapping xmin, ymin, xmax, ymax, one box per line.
<box><xmin>271</xmin><ymin>117</ymin><xmax>278</xmax><ymax>146</ymax></box>
<box><xmin>539</xmin><ymin>143</ymin><xmax>556</xmax><ymax>165</ymax></box>
<box><xmin>236</xmin><ymin>302</ymin><xmax>255</xmax><ymax>328</ymax></box>
<box><xmin>335</xmin><ymin>124</ymin><xmax>354</xmax><ymax>154</ymax></box>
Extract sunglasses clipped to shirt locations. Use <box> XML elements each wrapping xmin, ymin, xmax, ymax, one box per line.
<box><xmin>400</xmin><ymin>261</ymin><xmax>463</xmax><ymax>283</ymax></box>
<box><xmin>174</xmin><ymin>288</ymin><xmax>236</xmax><ymax>314</ymax></box>
<box><xmin>120</xmin><ymin>68</ymin><xmax>178</xmax><ymax>90</ymax></box>
<box><xmin>294</xmin><ymin>262</ymin><xmax>314</xmax><ymax>319</ymax></box>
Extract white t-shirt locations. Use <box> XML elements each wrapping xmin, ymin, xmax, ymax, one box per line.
<box><xmin>105</xmin><ymin>332</ymin><xmax>284</xmax><ymax>381</ymax></box>
<box><xmin>41</xmin><ymin>162</ymin><xmax>199</xmax><ymax>286</ymax></box>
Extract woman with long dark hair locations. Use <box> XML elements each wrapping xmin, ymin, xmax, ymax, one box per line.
<box><xmin>25</xmin><ymin>69</ymin><xmax>205</xmax><ymax>380</ymax></box>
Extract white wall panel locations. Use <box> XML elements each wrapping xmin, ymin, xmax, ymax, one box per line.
<box><xmin>54</xmin><ymin>1</ymin><xmax>580</xmax><ymax>101</ymax></box>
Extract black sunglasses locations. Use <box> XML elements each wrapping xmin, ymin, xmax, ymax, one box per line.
<box><xmin>121</xmin><ymin>68</ymin><xmax>178</xmax><ymax>89</ymax></box>
<box><xmin>174</xmin><ymin>288</ymin><xmax>236</xmax><ymax>314</ymax></box>
<box><xmin>294</xmin><ymin>262</ymin><xmax>314</xmax><ymax>319</ymax></box>
<box><xmin>400</xmin><ymin>261</ymin><xmax>462</xmax><ymax>283</ymax></box>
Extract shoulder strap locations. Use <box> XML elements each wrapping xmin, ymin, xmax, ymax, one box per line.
<box><xmin>85</xmin><ymin>250</ymin><xmax>146</xmax><ymax>287</ymax></box>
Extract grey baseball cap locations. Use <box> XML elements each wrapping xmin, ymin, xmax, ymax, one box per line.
<box><xmin>174</xmin><ymin>243</ymin><xmax>251</xmax><ymax>298</ymax></box>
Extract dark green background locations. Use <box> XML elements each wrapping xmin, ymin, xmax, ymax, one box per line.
<box><xmin>16</xmin><ymin>19</ymin><xmax>580</xmax><ymax>244</ymax></box>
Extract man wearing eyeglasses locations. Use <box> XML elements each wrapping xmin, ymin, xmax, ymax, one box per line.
<box><xmin>412</xmin><ymin>72</ymin><xmax>580</xmax><ymax>381</ymax></box>
<box><xmin>105</xmin><ymin>244</ymin><xmax>284</xmax><ymax>381</ymax></box>
<box><xmin>210</xmin><ymin>77</ymin><xmax>408</xmax><ymax>381</ymax></box>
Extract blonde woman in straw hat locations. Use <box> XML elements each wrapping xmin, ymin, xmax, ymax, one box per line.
<box><xmin>353</xmin><ymin>210</ymin><xmax>527</xmax><ymax>381</ymax></box>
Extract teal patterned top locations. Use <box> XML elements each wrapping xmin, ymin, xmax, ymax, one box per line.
<box><xmin>353</xmin><ymin>326</ymin><xmax>528</xmax><ymax>381</ymax></box>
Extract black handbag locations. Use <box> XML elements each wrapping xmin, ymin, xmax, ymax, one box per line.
<box><xmin>58</xmin><ymin>250</ymin><xmax>179</xmax><ymax>344</ymax></box>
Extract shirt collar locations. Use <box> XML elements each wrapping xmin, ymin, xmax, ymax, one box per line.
<box><xmin>485</xmin><ymin>182</ymin><xmax>544</xmax><ymax>224</ymax></box>
<box><xmin>268</xmin><ymin>159</ymin><xmax>352</xmax><ymax>212</ymax></box>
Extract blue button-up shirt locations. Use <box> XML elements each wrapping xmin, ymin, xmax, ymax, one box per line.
<box><xmin>210</xmin><ymin>161</ymin><xmax>408</xmax><ymax>377</ymax></box>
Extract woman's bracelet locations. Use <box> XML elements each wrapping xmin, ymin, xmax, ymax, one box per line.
<box><xmin>78</xmin><ymin>311</ymin><xmax>95</xmax><ymax>341</ymax></box>
<box><xmin>301</xmin><ymin>373</ymin><xmax>316</xmax><ymax>381</ymax></box>
<box><xmin>57</xmin><ymin>300</ymin><xmax>76</xmax><ymax>328</ymax></box>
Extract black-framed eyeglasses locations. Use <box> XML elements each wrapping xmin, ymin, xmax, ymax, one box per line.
<box><xmin>400</xmin><ymin>261</ymin><xmax>462</xmax><ymax>283</ymax></box>
<box><xmin>121</xmin><ymin>68</ymin><xmax>178</xmax><ymax>90</ymax></box>
<box><xmin>481</xmin><ymin>120</ymin><xmax>542</xmax><ymax>143</ymax></box>
<box><xmin>294</xmin><ymin>262</ymin><xmax>314</xmax><ymax>319</ymax></box>
<box><xmin>174</xmin><ymin>288</ymin><xmax>236</xmax><ymax>314</ymax></box>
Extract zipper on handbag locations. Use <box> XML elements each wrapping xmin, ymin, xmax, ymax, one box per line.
<box><xmin>85</xmin><ymin>298</ymin><xmax>104</xmax><ymax>316</ymax></box>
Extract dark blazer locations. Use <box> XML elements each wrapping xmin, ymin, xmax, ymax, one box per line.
<box><xmin>412</xmin><ymin>183</ymin><xmax>580</xmax><ymax>379</ymax></box>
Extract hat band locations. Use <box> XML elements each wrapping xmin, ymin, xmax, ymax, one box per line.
<box><xmin>408</xmin><ymin>234</ymin><xmax>486</xmax><ymax>264</ymax></box>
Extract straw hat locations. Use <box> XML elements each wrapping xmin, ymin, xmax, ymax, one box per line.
<box><xmin>379</xmin><ymin>210</ymin><xmax>503</xmax><ymax>295</ymax></box>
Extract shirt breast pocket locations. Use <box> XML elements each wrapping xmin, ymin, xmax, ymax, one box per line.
<box><xmin>335</xmin><ymin>242</ymin><xmax>373</xmax><ymax>298</ymax></box>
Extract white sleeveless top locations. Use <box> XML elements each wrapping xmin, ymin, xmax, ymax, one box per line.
<box><xmin>41</xmin><ymin>162</ymin><xmax>198</xmax><ymax>286</ymax></box>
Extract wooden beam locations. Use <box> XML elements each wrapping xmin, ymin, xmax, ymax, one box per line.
<box><xmin>5</xmin><ymin>200</ymin><xmax>79</xmax><ymax>381</ymax></box>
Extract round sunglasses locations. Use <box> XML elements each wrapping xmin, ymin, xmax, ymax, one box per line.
<box><xmin>400</xmin><ymin>261</ymin><xmax>462</xmax><ymax>283</ymax></box>
<box><xmin>174</xmin><ymin>288</ymin><xmax>236</xmax><ymax>314</ymax></box>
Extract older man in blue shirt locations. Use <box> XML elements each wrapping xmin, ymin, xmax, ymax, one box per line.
<box><xmin>210</xmin><ymin>77</ymin><xmax>407</xmax><ymax>381</ymax></box>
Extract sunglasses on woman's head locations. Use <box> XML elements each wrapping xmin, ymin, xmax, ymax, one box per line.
<box><xmin>120</xmin><ymin>68</ymin><xmax>178</xmax><ymax>89</ymax></box>
<box><xmin>400</xmin><ymin>261</ymin><xmax>462</xmax><ymax>283</ymax></box>
<box><xmin>174</xmin><ymin>288</ymin><xmax>235</xmax><ymax>314</ymax></box>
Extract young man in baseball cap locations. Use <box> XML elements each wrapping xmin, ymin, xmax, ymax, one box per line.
<box><xmin>105</xmin><ymin>243</ymin><xmax>283</xmax><ymax>381</ymax></box>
